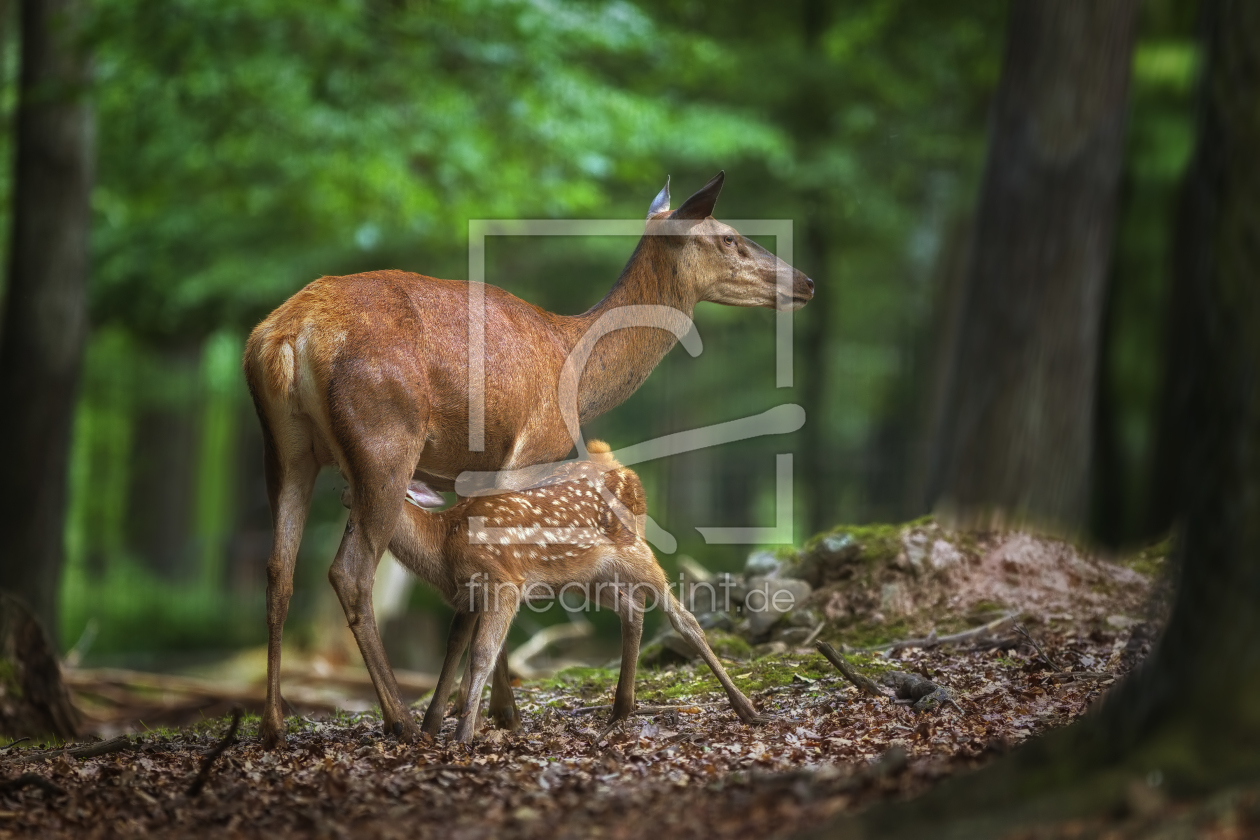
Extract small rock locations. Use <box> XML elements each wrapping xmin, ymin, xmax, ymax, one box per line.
<box><xmin>697</xmin><ymin>611</ymin><xmax>734</xmax><ymax>632</ymax></box>
<box><xmin>785</xmin><ymin>608</ymin><xmax>820</xmax><ymax>628</ymax></box>
<box><xmin>744</xmin><ymin>550</ymin><xmax>782</xmax><ymax>578</ymax></box>
<box><xmin>902</xmin><ymin>530</ymin><xmax>929</xmax><ymax>570</ymax></box>
<box><xmin>929</xmin><ymin>539</ymin><xmax>964</xmax><ymax>570</ymax></box>
<box><xmin>821</xmin><ymin>533</ymin><xmax>855</xmax><ymax>555</ymax></box>
<box><xmin>743</xmin><ymin>576</ymin><xmax>812</xmax><ymax>635</ymax></box>
<box><xmin>679</xmin><ymin>571</ymin><xmax>741</xmax><ymax>614</ymax></box>
<box><xmin>770</xmin><ymin>626</ymin><xmax>816</xmax><ymax>647</ymax></box>
<box><xmin>753</xmin><ymin>641</ymin><xmax>789</xmax><ymax>657</ymax></box>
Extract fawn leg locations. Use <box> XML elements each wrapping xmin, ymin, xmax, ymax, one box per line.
<box><xmin>488</xmin><ymin>650</ymin><xmax>521</xmax><ymax>730</ymax></box>
<box><xmin>259</xmin><ymin>426</ymin><xmax>319</xmax><ymax>749</ymax></box>
<box><xmin>422</xmin><ymin>612</ymin><xmax>478</xmax><ymax>737</ymax></box>
<box><xmin>664</xmin><ymin>593</ymin><xmax>766</xmax><ymax>724</ymax></box>
<box><xmin>455</xmin><ymin>605</ymin><xmax>517</xmax><ymax>743</ymax></box>
<box><xmin>607</xmin><ymin>584</ymin><xmax>645</xmax><ymax>722</ymax></box>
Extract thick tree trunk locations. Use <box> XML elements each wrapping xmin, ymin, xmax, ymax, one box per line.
<box><xmin>0</xmin><ymin>0</ymin><xmax>93</xmax><ymax>643</ymax></box>
<box><xmin>806</xmin><ymin>3</ymin><xmax>1260</xmax><ymax>837</ymax></box>
<box><xmin>926</xmin><ymin>1</ymin><xmax>1139</xmax><ymax>532</ymax></box>
<box><xmin>1107</xmin><ymin>0</ymin><xmax>1260</xmax><ymax>762</ymax></box>
<box><xmin>0</xmin><ymin>593</ymin><xmax>79</xmax><ymax>739</ymax></box>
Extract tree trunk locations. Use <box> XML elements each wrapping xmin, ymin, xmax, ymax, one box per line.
<box><xmin>808</xmin><ymin>2</ymin><xmax>1260</xmax><ymax>837</ymax></box>
<box><xmin>926</xmin><ymin>1</ymin><xmax>1139</xmax><ymax>533</ymax></box>
<box><xmin>0</xmin><ymin>0</ymin><xmax>94</xmax><ymax>643</ymax></box>
<box><xmin>0</xmin><ymin>593</ymin><xmax>79</xmax><ymax>740</ymax></box>
<box><xmin>1102</xmin><ymin>0</ymin><xmax>1260</xmax><ymax>768</ymax></box>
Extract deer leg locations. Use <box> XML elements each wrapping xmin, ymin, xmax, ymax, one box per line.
<box><xmin>455</xmin><ymin>602</ymin><xmax>517</xmax><ymax>743</ymax></box>
<box><xmin>259</xmin><ymin>426</ymin><xmax>319</xmax><ymax>750</ymax></box>
<box><xmin>606</xmin><ymin>584</ymin><xmax>644</xmax><ymax>722</ymax></box>
<box><xmin>422</xmin><ymin>612</ymin><xmax>478</xmax><ymax>737</ymax></box>
<box><xmin>664</xmin><ymin>592</ymin><xmax>766</xmax><ymax>725</ymax></box>
<box><xmin>456</xmin><ymin>647</ymin><xmax>473</xmax><ymax>713</ymax></box>
<box><xmin>328</xmin><ymin>440</ymin><xmax>423</xmax><ymax>742</ymax></box>
<box><xmin>455</xmin><ymin>634</ymin><xmax>517</xmax><ymax>731</ymax></box>
<box><xmin>488</xmin><ymin>649</ymin><xmax>521</xmax><ymax>730</ymax></box>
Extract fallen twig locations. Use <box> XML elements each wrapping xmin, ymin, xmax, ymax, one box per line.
<box><xmin>0</xmin><ymin>773</ymin><xmax>65</xmax><ymax>797</ymax></box>
<box><xmin>857</xmin><ymin>612</ymin><xmax>1020</xmax><ymax>653</ymax></box>
<box><xmin>816</xmin><ymin>642</ymin><xmax>886</xmax><ymax>698</ymax></box>
<box><xmin>186</xmin><ymin>707</ymin><xmax>242</xmax><ymax>797</ymax></box>
<box><xmin>3</xmin><ymin>735</ymin><xmax>134</xmax><ymax>767</ymax></box>
<box><xmin>63</xmin><ymin>735</ymin><xmax>134</xmax><ymax>760</ymax></box>
<box><xmin>0</xmin><ymin>738</ymin><xmax>29</xmax><ymax>755</ymax></box>
<box><xmin>1014</xmin><ymin>623</ymin><xmax>1066</xmax><ymax>671</ymax></box>
<box><xmin>571</xmin><ymin>701</ymin><xmax>724</xmax><ymax>715</ymax></box>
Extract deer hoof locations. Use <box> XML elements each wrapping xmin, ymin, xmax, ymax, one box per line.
<box><xmin>490</xmin><ymin>706</ymin><xmax>522</xmax><ymax>731</ymax></box>
<box><xmin>386</xmin><ymin>717</ymin><xmax>420</xmax><ymax>743</ymax></box>
<box><xmin>259</xmin><ymin>720</ymin><xmax>286</xmax><ymax>750</ymax></box>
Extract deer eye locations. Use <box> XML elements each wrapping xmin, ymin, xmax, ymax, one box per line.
<box><xmin>723</xmin><ymin>235</ymin><xmax>736</xmax><ymax>246</ymax></box>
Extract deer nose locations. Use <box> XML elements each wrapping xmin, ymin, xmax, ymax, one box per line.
<box><xmin>805</xmin><ymin>276</ymin><xmax>815</xmax><ymax>293</ymax></box>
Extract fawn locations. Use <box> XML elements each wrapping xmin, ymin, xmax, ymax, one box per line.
<box><xmin>347</xmin><ymin>440</ymin><xmax>766</xmax><ymax>741</ymax></box>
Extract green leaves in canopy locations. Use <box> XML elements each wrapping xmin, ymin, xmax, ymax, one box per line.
<box><xmin>87</xmin><ymin>0</ymin><xmax>787</xmax><ymax>338</ymax></box>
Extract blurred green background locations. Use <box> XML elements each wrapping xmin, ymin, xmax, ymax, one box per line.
<box><xmin>0</xmin><ymin>0</ymin><xmax>1195</xmax><ymax>666</ymax></box>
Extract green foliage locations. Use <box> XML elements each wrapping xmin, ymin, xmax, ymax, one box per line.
<box><xmin>61</xmin><ymin>555</ymin><xmax>265</xmax><ymax>656</ymax></box>
<box><xmin>85</xmin><ymin>0</ymin><xmax>787</xmax><ymax>339</ymax></box>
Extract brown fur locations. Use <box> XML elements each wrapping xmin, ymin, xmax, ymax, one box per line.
<box><xmin>373</xmin><ymin>445</ymin><xmax>764</xmax><ymax>741</ymax></box>
<box><xmin>242</xmin><ymin>173</ymin><xmax>812</xmax><ymax>747</ymax></box>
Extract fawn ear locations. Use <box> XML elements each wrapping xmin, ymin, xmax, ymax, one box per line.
<box><xmin>646</xmin><ymin>176</ymin><xmax>670</xmax><ymax>219</ymax></box>
<box><xmin>405</xmin><ymin>480</ymin><xmax>446</xmax><ymax>509</ymax></box>
<box><xmin>670</xmin><ymin>171</ymin><xmax>724</xmax><ymax>221</ymax></box>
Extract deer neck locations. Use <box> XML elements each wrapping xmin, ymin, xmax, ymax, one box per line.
<box><xmin>390</xmin><ymin>509</ymin><xmax>456</xmax><ymax>596</ymax></box>
<box><xmin>558</xmin><ymin>241</ymin><xmax>696</xmax><ymax>424</ymax></box>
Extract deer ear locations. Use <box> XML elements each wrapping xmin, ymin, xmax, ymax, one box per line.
<box><xmin>670</xmin><ymin>171</ymin><xmax>724</xmax><ymax>221</ymax></box>
<box><xmin>647</xmin><ymin>176</ymin><xmax>670</xmax><ymax>219</ymax></box>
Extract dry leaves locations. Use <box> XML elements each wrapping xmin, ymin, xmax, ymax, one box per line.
<box><xmin>0</xmin><ymin>617</ymin><xmax>1164</xmax><ymax>838</ymax></box>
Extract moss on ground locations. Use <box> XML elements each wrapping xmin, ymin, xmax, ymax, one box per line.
<box><xmin>542</xmin><ymin>649</ymin><xmax>896</xmax><ymax>706</ymax></box>
<box><xmin>1121</xmin><ymin>536</ymin><xmax>1172</xmax><ymax>579</ymax></box>
<box><xmin>800</xmin><ymin>516</ymin><xmax>935</xmax><ymax>566</ymax></box>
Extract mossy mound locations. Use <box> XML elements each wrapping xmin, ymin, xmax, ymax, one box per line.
<box><xmin>780</xmin><ymin>519</ymin><xmax>1165</xmax><ymax>648</ymax></box>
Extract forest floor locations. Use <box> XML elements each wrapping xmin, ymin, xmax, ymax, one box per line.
<box><xmin>5</xmin><ymin>528</ymin><xmax>1243</xmax><ymax>839</ymax></box>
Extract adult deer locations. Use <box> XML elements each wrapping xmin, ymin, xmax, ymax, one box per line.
<box><xmin>243</xmin><ymin>172</ymin><xmax>813</xmax><ymax>748</ymax></box>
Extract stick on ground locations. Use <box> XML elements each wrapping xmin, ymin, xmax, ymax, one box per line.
<box><xmin>816</xmin><ymin>642</ymin><xmax>887</xmax><ymax>698</ymax></box>
<box><xmin>186</xmin><ymin>707</ymin><xmax>242</xmax><ymax>797</ymax></box>
<box><xmin>1015</xmin><ymin>623</ymin><xmax>1065</xmax><ymax>671</ymax></box>
<box><xmin>2</xmin><ymin>735</ymin><xmax>134</xmax><ymax>767</ymax></box>
<box><xmin>571</xmin><ymin>701</ymin><xmax>725</xmax><ymax>715</ymax></box>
